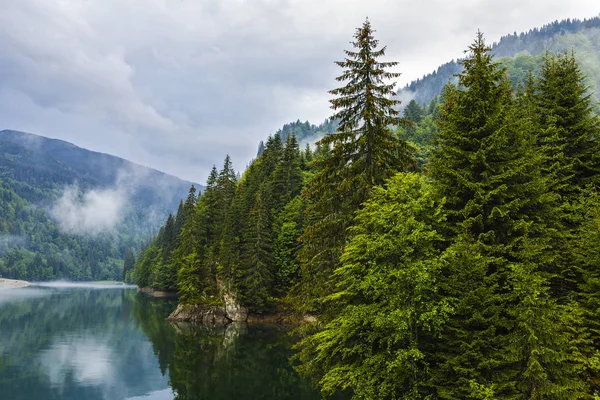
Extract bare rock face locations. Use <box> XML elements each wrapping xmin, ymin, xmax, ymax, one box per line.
<box><xmin>223</xmin><ymin>292</ymin><xmax>248</xmax><ymax>322</ymax></box>
<box><xmin>167</xmin><ymin>303</ymin><xmax>230</xmax><ymax>325</ymax></box>
<box><xmin>166</xmin><ymin>282</ymin><xmax>247</xmax><ymax>325</ymax></box>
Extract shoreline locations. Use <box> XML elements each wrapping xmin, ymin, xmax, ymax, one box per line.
<box><xmin>0</xmin><ymin>278</ymin><xmax>31</xmax><ymax>289</ymax></box>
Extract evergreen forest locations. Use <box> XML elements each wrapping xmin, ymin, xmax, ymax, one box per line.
<box><xmin>132</xmin><ymin>17</ymin><xmax>600</xmax><ymax>399</ymax></box>
<box><xmin>0</xmin><ymin>131</ymin><xmax>195</xmax><ymax>281</ymax></box>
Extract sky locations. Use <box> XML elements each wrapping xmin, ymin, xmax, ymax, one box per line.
<box><xmin>0</xmin><ymin>0</ymin><xmax>598</xmax><ymax>183</ymax></box>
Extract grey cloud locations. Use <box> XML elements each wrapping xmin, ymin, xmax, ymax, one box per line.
<box><xmin>0</xmin><ymin>0</ymin><xmax>598</xmax><ymax>182</ymax></box>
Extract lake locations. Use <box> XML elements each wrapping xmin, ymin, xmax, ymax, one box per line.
<box><xmin>0</xmin><ymin>284</ymin><xmax>322</xmax><ymax>400</ymax></box>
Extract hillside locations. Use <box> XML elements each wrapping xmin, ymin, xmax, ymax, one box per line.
<box><xmin>0</xmin><ymin>130</ymin><xmax>198</xmax><ymax>281</ymax></box>
<box><xmin>268</xmin><ymin>17</ymin><xmax>600</xmax><ymax>149</ymax></box>
<box><xmin>401</xmin><ymin>16</ymin><xmax>600</xmax><ymax>105</ymax></box>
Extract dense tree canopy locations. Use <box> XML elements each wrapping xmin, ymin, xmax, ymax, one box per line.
<box><xmin>131</xmin><ymin>21</ymin><xmax>600</xmax><ymax>400</ymax></box>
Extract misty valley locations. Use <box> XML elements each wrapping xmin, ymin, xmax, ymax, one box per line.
<box><xmin>2</xmin><ymin>11</ymin><xmax>600</xmax><ymax>400</ymax></box>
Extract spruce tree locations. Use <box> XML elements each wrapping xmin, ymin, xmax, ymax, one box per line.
<box><xmin>239</xmin><ymin>187</ymin><xmax>273</xmax><ymax>312</ymax></box>
<box><xmin>537</xmin><ymin>52</ymin><xmax>600</xmax><ymax>198</ymax></box>
<box><xmin>298</xmin><ymin>18</ymin><xmax>413</xmax><ymax>312</ymax></box>
<box><xmin>272</xmin><ymin>134</ymin><xmax>303</xmax><ymax>212</ymax></box>
<box><xmin>403</xmin><ymin>99</ymin><xmax>424</xmax><ymax>124</ymax></box>
<box><xmin>430</xmin><ymin>32</ymin><xmax>586</xmax><ymax>398</ymax></box>
<box><xmin>535</xmin><ymin>52</ymin><xmax>600</xmax><ymax>299</ymax></box>
<box><xmin>295</xmin><ymin>173</ymin><xmax>449</xmax><ymax>399</ymax></box>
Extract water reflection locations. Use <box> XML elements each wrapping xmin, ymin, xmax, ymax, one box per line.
<box><xmin>40</xmin><ymin>338</ymin><xmax>114</xmax><ymax>386</ymax></box>
<box><xmin>0</xmin><ymin>286</ymin><xmax>323</xmax><ymax>400</ymax></box>
<box><xmin>0</xmin><ymin>286</ymin><xmax>171</xmax><ymax>400</ymax></box>
<box><xmin>133</xmin><ymin>297</ymin><xmax>322</xmax><ymax>400</ymax></box>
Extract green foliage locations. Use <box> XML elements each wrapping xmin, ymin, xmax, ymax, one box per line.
<box><xmin>132</xmin><ymin>21</ymin><xmax>600</xmax><ymax>400</ymax></box>
<box><xmin>298</xmin><ymin>18</ymin><xmax>414</xmax><ymax>312</ymax></box>
<box><xmin>428</xmin><ymin>32</ymin><xmax>588</xmax><ymax>399</ymax></box>
<box><xmin>0</xmin><ymin>130</ymin><xmax>195</xmax><ymax>282</ymax></box>
<box><xmin>135</xmin><ymin>133</ymin><xmax>307</xmax><ymax>312</ymax></box>
<box><xmin>123</xmin><ymin>248</ymin><xmax>136</xmax><ymax>282</ymax></box>
<box><xmin>295</xmin><ymin>173</ymin><xmax>450</xmax><ymax>399</ymax></box>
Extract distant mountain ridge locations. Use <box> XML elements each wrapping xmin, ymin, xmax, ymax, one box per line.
<box><xmin>400</xmin><ymin>16</ymin><xmax>600</xmax><ymax>106</ymax></box>
<box><xmin>0</xmin><ymin>129</ymin><xmax>197</xmax><ymax>204</ymax></box>
<box><xmin>0</xmin><ymin>129</ymin><xmax>199</xmax><ymax>281</ymax></box>
<box><xmin>271</xmin><ymin>16</ymin><xmax>600</xmax><ymax>147</ymax></box>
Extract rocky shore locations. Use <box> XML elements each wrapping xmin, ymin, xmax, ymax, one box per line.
<box><xmin>137</xmin><ymin>287</ymin><xmax>179</xmax><ymax>298</ymax></box>
<box><xmin>0</xmin><ymin>278</ymin><xmax>31</xmax><ymax>288</ymax></box>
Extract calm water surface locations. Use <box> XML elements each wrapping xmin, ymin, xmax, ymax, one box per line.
<box><xmin>0</xmin><ymin>285</ymin><xmax>321</xmax><ymax>400</ymax></box>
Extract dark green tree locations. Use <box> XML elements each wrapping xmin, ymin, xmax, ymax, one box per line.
<box><xmin>537</xmin><ymin>52</ymin><xmax>600</xmax><ymax>199</ymax></box>
<box><xmin>403</xmin><ymin>99</ymin><xmax>424</xmax><ymax>124</ymax></box>
<box><xmin>272</xmin><ymin>134</ymin><xmax>303</xmax><ymax>212</ymax></box>
<box><xmin>429</xmin><ymin>32</ymin><xmax>587</xmax><ymax>399</ymax></box>
<box><xmin>239</xmin><ymin>187</ymin><xmax>273</xmax><ymax>312</ymax></box>
<box><xmin>295</xmin><ymin>173</ymin><xmax>450</xmax><ymax>399</ymax></box>
<box><xmin>122</xmin><ymin>248</ymin><xmax>135</xmax><ymax>282</ymax></box>
<box><xmin>298</xmin><ymin>18</ymin><xmax>414</xmax><ymax>312</ymax></box>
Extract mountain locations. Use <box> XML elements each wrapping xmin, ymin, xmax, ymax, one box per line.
<box><xmin>256</xmin><ymin>119</ymin><xmax>338</xmax><ymax>157</ymax></box>
<box><xmin>0</xmin><ymin>129</ymin><xmax>199</xmax><ymax>281</ymax></box>
<box><xmin>267</xmin><ymin>17</ymin><xmax>600</xmax><ymax>149</ymax></box>
<box><xmin>400</xmin><ymin>16</ymin><xmax>600</xmax><ymax>106</ymax></box>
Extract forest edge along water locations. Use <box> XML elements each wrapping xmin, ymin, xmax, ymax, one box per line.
<box><xmin>0</xmin><ymin>284</ymin><xmax>323</xmax><ymax>400</ymax></box>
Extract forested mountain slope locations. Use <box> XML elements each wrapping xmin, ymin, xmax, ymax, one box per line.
<box><xmin>0</xmin><ymin>130</ymin><xmax>198</xmax><ymax>281</ymax></box>
<box><xmin>401</xmin><ymin>16</ymin><xmax>600</xmax><ymax>105</ymax></box>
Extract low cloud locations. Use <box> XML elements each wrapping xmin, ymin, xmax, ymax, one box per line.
<box><xmin>49</xmin><ymin>164</ymin><xmax>188</xmax><ymax>235</ymax></box>
<box><xmin>51</xmin><ymin>185</ymin><xmax>126</xmax><ymax>235</ymax></box>
<box><xmin>0</xmin><ymin>235</ymin><xmax>27</xmax><ymax>253</ymax></box>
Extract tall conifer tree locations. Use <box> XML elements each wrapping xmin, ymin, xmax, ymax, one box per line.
<box><xmin>298</xmin><ymin>19</ymin><xmax>413</xmax><ymax>311</ymax></box>
<box><xmin>430</xmin><ymin>32</ymin><xmax>586</xmax><ymax>398</ymax></box>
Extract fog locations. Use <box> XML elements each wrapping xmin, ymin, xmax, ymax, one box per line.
<box><xmin>49</xmin><ymin>164</ymin><xmax>183</xmax><ymax>236</ymax></box>
<box><xmin>0</xmin><ymin>286</ymin><xmax>49</xmax><ymax>303</ymax></box>
<box><xmin>51</xmin><ymin>185</ymin><xmax>126</xmax><ymax>235</ymax></box>
<box><xmin>0</xmin><ymin>234</ymin><xmax>27</xmax><ymax>253</ymax></box>
<box><xmin>35</xmin><ymin>281</ymin><xmax>136</xmax><ymax>289</ymax></box>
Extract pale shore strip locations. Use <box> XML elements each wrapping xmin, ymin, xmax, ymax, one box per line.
<box><xmin>0</xmin><ymin>278</ymin><xmax>31</xmax><ymax>288</ymax></box>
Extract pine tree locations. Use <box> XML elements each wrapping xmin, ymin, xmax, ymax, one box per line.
<box><xmin>272</xmin><ymin>134</ymin><xmax>303</xmax><ymax>212</ymax></box>
<box><xmin>298</xmin><ymin>18</ymin><xmax>414</xmax><ymax>312</ymax></box>
<box><xmin>535</xmin><ymin>52</ymin><xmax>600</xmax><ymax>300</ymax></box>
<box><xmin>429</xmin><ymin>32</ymin><xmax>586</xmax><ymax>398</ymax></box>
<box><xmin>403</xmin><ymin>99</ymin><xmax>424</xmax><ymax>124</ymax></box>
<box><xmin>537</xmin><ymin>52</ymin><xmax>600</xmax><ymax>199</ymax></box>
<box><xmin>301</xmin><ymin>143</ymin><xmax>313</xmax><ymax>170</ymax></box>
<box><xmin>174</xmin><ymin>200</ymin><xmax>186</xmax><ymax>237</ymax></box>
<box><xmin>239</xmin><ymin>187</ymin><xmax>273</xmax><ymax>312</ymax></box>
<box><xmin>201</xmin><ymin>166</ymin><xmax>219</xmax><ymax>248</ymax></box>
<box><xmin>183</xmin><ymin>185</ymin><xmax>197</xmax><ymax>216</ymax></box>
<box><xmin>209</xmin><ymin>156</ymin><xmax>237</xmax><ymax>262</ymax></box>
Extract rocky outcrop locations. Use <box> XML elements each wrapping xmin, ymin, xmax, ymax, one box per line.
<box><xmin>137</xmin><ymin>287</ymin><xmax>178</xmax><ymax>298</ymax></box>
<box><xmin>167</xmin><ymin>292</ymin><xmax>248</xmax><ymax>325</ymax></box>
<box><xmin>223</xmin><ymin>292</ymin><xmax>248</xmax><ymax>322</ymax></box>
<box><xmin>167</xmin><ymin>303</ymin><xmax>230</xmax><ymax>325</ymax></box>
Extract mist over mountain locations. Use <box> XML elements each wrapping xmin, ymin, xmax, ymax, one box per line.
<box><xmin>0</xmin><ymin>129</ymin><xmax>199</xmax><ymax>281</ymax></box>
<box><xmin>269</xmin><ymin>16</ymin><xmax>600</xmax><ymax>147</ymax></box>
<box><xmin>400</xmin><ymin>16</ymin><xmax>600</xmax><ymax>106</ymax></box>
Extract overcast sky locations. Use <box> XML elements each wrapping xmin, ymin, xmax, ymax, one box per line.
<box><xmin>1</xmin><ymin>0</ymin><xmax>598</xmax><ymax>183</ymax></box>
